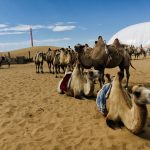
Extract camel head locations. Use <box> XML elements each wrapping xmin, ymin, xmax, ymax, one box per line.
<box><xmin>84</xmin><ymin>70</ymin><xmax>99</xmax><ymax>81</ymax></box>
<box><xmin>48</xmin><ymin>48</ymin><xmax>51</xmax><ymax>51</ymax></box>
<box><xmin>74</xmin><ymin>44</ymin><xmax>85</xmax><ymax>53</ymax></box>
<box><xmin>112</xmin><ymin>38</ymin><xmax>122</xmax><ymax>48</ymax></box>
<box><xmin>132</xmin><ymin>85</ymin><xmax>150</xmax><ymax>105</ymax></box>
<box><xmin>96</xmin><ymin>36</ymin><xmax>105</xmax><ymax>47</ymax></box>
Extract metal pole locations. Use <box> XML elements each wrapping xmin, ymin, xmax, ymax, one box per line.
<box><xmin>30</xmin><ymin>27</ymin><xmax>33</xmax><ymax>47</ymax></box>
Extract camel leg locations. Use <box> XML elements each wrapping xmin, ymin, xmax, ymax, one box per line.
<box><xmin>55</xmin><ymin>65</ymin><xmax>58</xmax><ymax>78</ymax></box>
<box><xmin>48</xmin><ymin>62</ymin><xmax>52</xmax><ymax>73</ymax></box>
<box><xmin>7</xmin><ymin>61</ymin><xmax>10</xmax><ymax>68</ymax></box>
<box><xmin>119</xmin><ymin>66</ymin><xmax>124</xmax><ymax>80</ymax></box>
<box><xmin>98</xmin><ymin>69</ymin><xmax>105</xmax><ymax>88</ymax></box>
<box><xmin>35</xmin><ymin>64</ymin><xmax>37</xmax><ymax>73</ymax></box>
<box><xmin>49</xmin><ymin>63</ymin><xmax>52</xmax><ymax>73</ymax></box>
<box><xmin>125</xmin><ymin>67</ymin><xmax>130</xmax><ymax>88</ymax></box>
<box><xmin>52</xmin><ymin>65</ymin><xmax>55</xmax><ymax>74</ymax></box>
<box><xmin>41</xmin><ymin>63</ymin><xmax>44</xmax><ymax>73</ymax></box>
<box><xmin>37</xmin><ymin>64</ymin><xmax>40</xmax><ymax>73</ymax></box>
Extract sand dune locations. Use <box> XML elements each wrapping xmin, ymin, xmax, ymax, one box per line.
<box><xmin>0</xmin><ymin>57</ymin><xmax>150</xmax><ymax>150</ymax></box>
<box><xmin>0</xmin><ymin>46</ymin><xmax>59</xmax><ymax>58</ymax></box>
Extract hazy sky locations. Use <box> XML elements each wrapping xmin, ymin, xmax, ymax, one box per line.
<box><xmin>0</xmin><ymin>0</ymin><xmax>150</xmax><ymax>51</ymax></box>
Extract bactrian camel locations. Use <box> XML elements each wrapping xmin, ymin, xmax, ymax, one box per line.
<box><xmin>74</xmin><ymin>36</ymin><xmax>134</xmax><ymax>88</ymax></box>
<box><xmin>57</xmin><ymin>62</ymin><xmax>99</xmax><ymax>98</ymax></box>
<box><xmin>102</xmin><ymin>72</ymin><xmax>150</xmax><ymax>134</ymax></box>
<box><xmin>34</xmin><ymin>51</ymin><xmax>46</xmax><ymax>73</ymax></box>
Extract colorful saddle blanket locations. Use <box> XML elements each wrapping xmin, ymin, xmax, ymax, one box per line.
<box><xmin>60</xmin><ymin>73</ymin><xmax>72</xmax><ymax>92</ymax></box>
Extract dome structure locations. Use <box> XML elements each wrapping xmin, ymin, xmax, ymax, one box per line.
<box><xmin>108</xmin><ymin>22</ymin><xmax>150</xmax><ymax>48</ymax></box>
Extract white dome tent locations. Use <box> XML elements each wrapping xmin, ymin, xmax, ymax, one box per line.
<box><xmin>108</xmin><ymin>22</ymin><xmax>150</xmax><ymax>48</ymax></box>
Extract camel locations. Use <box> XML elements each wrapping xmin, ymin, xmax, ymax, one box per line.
<box><xmin>57</xmin><ymin>62</ymin><xmax>99</xmax><ymax>99</ymax></box>
<box><xmin>97</xmin><ymin>72</ymin><xmax>150</xmax><ymax>134</ymax></box>
<box><xmin>45</xmin><ymin>48</ymin><xmax>56</xmax><ymax>73</ymax></box>
<box><xmin>34</xmin><ymin>52</ymin><xmax>46</xmax><ymax>73</ymax></box>
<box><xmin>0</xmin><ymin>56</ymin><xmax>11</xmax><ymax>68</ymax></box>
<box><xmin>59</xmin><ymin>48</ymin><xmax>72</xmax><ymax>72</ymax></box>
<box><xmin>74</xmin><ymin>36</ymin><xmax>133</xmax><ymax>88</ymax></box>
<box><xmin>53</xmin><ymin>49</ymin><xmax>61</xmax><ymax>78</ymax></box>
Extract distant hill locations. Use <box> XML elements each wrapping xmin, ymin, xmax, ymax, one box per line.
<box><xmin>0</xmin><ymin>46</ymin><xmax>60</xmax><ymax>58</ymax></box>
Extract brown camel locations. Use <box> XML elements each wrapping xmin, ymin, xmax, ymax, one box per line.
<box><xmin>100</xmin><ymin>72</ymin><xmax>150</xmax><ymax>134</ymax></box>
<box><xmin>57</xmin><ymin>62</ymin><xmax>99</xmax><ymax>99</ymax></box>
<box><xmin>74</xmin><ymin>36</ymin><xmax>133</xmax><ymax>88</ymax></box>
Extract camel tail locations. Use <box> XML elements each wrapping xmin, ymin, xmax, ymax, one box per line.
<box><xmin>130</xmin><ymin>62</ymin><xmax>136</xmax><ymax>70</ymax></box>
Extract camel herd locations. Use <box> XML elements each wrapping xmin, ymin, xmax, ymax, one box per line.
<box><xmin>33</xmin><ymin>36</ymin><xmax>150</xmax><ymax>134</ymax></box>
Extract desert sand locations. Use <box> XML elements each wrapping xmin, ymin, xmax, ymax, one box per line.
<box><xmin>0</xmin><ymin>57</ymin><xmax>150</xmax><ymax>150</ymax></box>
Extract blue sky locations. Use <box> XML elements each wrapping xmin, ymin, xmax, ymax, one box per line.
<box><xmin>0</xmin><ymin>0</ymin><xmax>150</xmax><ymax>51</ymax></box>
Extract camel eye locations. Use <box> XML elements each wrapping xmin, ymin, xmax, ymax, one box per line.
<box><xmin>134</xmin><ymin>91</ymin><xmax>141</xmax><ymax>98</ymax></box>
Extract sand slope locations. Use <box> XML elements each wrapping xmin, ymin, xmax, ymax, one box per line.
<box><xmin>0</xmin><ymin>46</ymin><xmax>59</xmax><ymax>58</ymax></box>
<box><xmin>0</xmin><ymin>57</ymin><xmax>150</xmax><ymax>150</ymax></box>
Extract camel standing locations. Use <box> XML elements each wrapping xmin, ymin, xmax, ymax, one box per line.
<box><xmin>97</xmin><ymin>72</ymin><xmax>150</xmax><ymax>134</ymax></box>
<box><xmin>53</xmin><ymin>50</ymin><xmax>61</xmax><ymax>78</ymax></box>
<box><xmin>74</xmin><ymin>36</ymin><xmax>132</xmax><ymax>88</ymax></box>
<box><xmin>45</xmin><ymin>48</ymin><xmax>56</xmax><ymax>73</ymax></box>
<box><xmin>59</xmin><ymin>48</ymin><xmax>72</xmax><ymax>72</ymax></box>
<box><xmin>34</xmin><ymin>52</ymin><xmax>46</xmax><ymax>73</ymax></box>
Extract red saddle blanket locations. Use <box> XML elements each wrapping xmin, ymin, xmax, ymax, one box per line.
<box><xmin>60</xmin><ymin>73</ymin><xmax>72</xmax><ymax>92</ymax></box>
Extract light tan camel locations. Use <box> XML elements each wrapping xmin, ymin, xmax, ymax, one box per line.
<box><xmin>34</xmin><ymin>52</ymin><xmax>46</xmax><ymax>73</ymax></box>
<box><xmin>57</xmin><ymin>62</ymin><xmax>99</xmax><ymax>98</ymax></box>
<box><xmin>45</xmin><ymin>48</ymin><xmax>57</xmax><ymax>73</ymax></box>
<box><xmin>74</xmin><ymin>36</ymin><xmax>133</xmax><ymax>88</ymax></box>
<box><xmin>104</xmin><ymin>72</ymin><xmax>150</xmax><ymax>134</ymax></box>
<box><xmin>59</xmin><ymin>48</ymin><xmax>72</xmax><ymax>72</ymax></box>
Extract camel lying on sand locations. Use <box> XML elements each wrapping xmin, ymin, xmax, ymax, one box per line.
<box><xmin>96</xmin><ymin>72</ymin><xmax>150</xmax><ymax>134</ymax></box>
<box><xmin>57</xmin><ymin>62</ymin><xmax>99</xmax><ymax>99</ymax></box>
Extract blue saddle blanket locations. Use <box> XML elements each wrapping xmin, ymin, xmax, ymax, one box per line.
<box><xmin>96</xmin><ymin>83</ymin><xmax>112</xmax><ymax>115</ymax></box>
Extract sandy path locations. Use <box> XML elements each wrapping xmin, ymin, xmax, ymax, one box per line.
<box><xmin>0</xmin><ymin>57</ymin><xmax>150</xmax><ymax>150</ymax></box>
